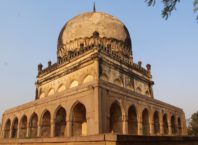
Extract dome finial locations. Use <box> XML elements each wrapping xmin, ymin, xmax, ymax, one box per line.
<box><xmin>93</xmin><ymin>2</ymin><xmax>96</xmax><ymax>12</ymax></box>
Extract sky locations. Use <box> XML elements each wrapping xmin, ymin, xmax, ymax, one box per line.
<box><xmin>0</xmin><ymin>0</ymin><xmax>197</xmax><ymax>121</ymax></box>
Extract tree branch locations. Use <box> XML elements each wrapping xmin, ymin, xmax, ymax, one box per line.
<box><xmin>145</xmin><ymin>0</ymin><xmax>180</xmax><ymax>19</ymax></box>
<box><xmin>194</xmin><ymin>0</ymin><xmax>198</xmax><ymax>21</ymax></box>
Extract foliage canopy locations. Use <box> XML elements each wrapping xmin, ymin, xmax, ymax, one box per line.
<box><xmin>145</xmin><ymin>0</ymin><xmax>198</xmax><ymax>21</ymax></box>
<box><xmin>188</xmin><ymin>111</ymin><xmax>198</xmax><ymax>136</ymax></box>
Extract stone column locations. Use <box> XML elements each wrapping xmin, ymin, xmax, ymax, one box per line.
<box><xmin>50</xmin><ymin>120</ymin><xmax>55</xmax><ymax>137</ymax></box>
<box><xmin>37</xmin><ymin>123</ymin><xmax>41</xmax><ymax>137</ymax></box>
<box><xmin>159</xmin><ymin>114</ymin><xmax>164</xmax><ymax>136</ymax></box>
<box><xmin>181</xmin><ymin>114</ymin><xmax>187</xmax><ymax>135</ymax></box>
<box><xmin>26</xmin><ymin>124</ymin><xmax>30</xmax><ymax>138</ymax></box>
<box><xmin>175</xmin><ymin>115</ymin><xmax>178</xmax><ymax>136</ymax></box>
<box><xmin>149</xmin><ymin>120</ymin><xmax>154</xmax><ymax>136</ymax></box>
<box><xmin>66</xmin><ymin>119</ymin><xmax>72</xmax><ymax>137</ymax></box>
<box><xmin>137</xmin><ymin>115</ymin><xmax>143</xmax><ymax>135</ymax></box>
<box><xmin>168</xmin><ymin>116</ymin><xmax>172</xmax><ymax>136</ymax></box>
<box><xmin>9</xmin><ymin>125</ymin><xmax>12</xmax><ymax>138</ymax></box>
<box><xmin>17</xmin><ymin>123</ymin><xmax>20</xmax><ymax>138</ymax></box>
<box><xmin>122</xmin><ymin>115</ymin><xmax>128</xmax><ymax>134</ymax></box>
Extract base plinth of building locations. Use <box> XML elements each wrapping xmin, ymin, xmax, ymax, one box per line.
<box><xmin>0</xmin><ymin>134</ymin><xmax>198</xmax><ymax>145</ymax></box>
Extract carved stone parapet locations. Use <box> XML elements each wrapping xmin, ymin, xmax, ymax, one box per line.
<box><xmin>57</xmin><ymin>34</ymin><xmax>131</xmax><ymax>59</ymax></box>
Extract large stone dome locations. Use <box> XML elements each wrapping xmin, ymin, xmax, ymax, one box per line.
<box><xmin>57</xmin><ymin>12</ymin><xmax>132</xmax><ymax>59</ymax></box>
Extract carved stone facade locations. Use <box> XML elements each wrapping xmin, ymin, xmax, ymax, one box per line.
<box><xmin>0</xmin><ymin>11</ymin><xmax>187</xmax><ymax>142</ymax></box>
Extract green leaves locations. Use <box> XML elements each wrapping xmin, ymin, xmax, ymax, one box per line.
<box><xmin>161</xmin><ymin>0</ymin><xmax>180</xmax><ymax>20</ymax></box>
<box><xmin>145</xmin><ymin>0</ymin><xmax>180</xmax><ymax>20</ymax></box>
<box><xmin>194</xmin><ymin>0</ymin><xmax>198</xmax><ymax>21</ymax></box>
<box><xmin>194</xmin><ymin>0</ymin><xmax>198</xmax><ymax>12</ymax></box>
<box><xmin>188</xmin><ymin>111</ymin><xmax>198</xmax><ymax>136</ymax></box>
<box><xmin>145</xmin><ymin>0</ymin><xmax>198</xmax><ymax>22</ymax></box>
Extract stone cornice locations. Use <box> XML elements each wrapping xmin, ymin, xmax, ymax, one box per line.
<box><xmin>38</xmin><ymin>45</ymin><xmax>151</xmax><ymax>82</ymax></box>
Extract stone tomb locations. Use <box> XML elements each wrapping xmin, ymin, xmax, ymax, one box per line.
<box><xmin>1</xmin><ymin>10</ymin><xmax>196</xmax><ymax>145</ymax></box>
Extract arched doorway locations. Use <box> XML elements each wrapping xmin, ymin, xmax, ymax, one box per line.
<box><xmin>19</xmin><ymin>116</ymin><xmax>27</xmax><ymax>138</ymax></box>
<box><xmin>72</xmin><ymin>103</ymin><xmax>87</xmax><ymax>136</ymax></box>
<box><xmin>55</xmin><ymin>107</ymin><xmax>66</xmax><ymax>137</ymax></box>
<box><xmin>11</xmin><ymin>118</ymin><xmax>18</xmax><ymax>138</ymax></box>
<box><xmin>4</xmin><ymin>119</ymin><xmax>11</xmax><ymax>138</ymax></box>
<box><xmin>128</xmin><ymin>106</ymin><xmax>137</xmax><ymax>135</ymax></box>
<box><xmin>29</xmin><ymin>113</ymin><xmax>38</xmax><ymax>138</ymax></box>
<box><xmin>110</xmin><ymin>102</ymin><xmax>122</xmax><ymax>134</ymax></box>
<box><xmin>163</xmin><ymin>114</ymin><xmax>168</xmax><ymax>135</ymax></box>
<box><xmin>41</xmin><ymin>111</ymin><xmax>51</xmax><ymax>137</ymax></box>
<box><xmin>171</xmin><ymin>115</ymin><xmax>177</xmax><ymax>134</ymax></box>
<box><xmin>153</xmin><ymin>111</ymin><xmax>160</xmax><ymax>135</ymax></box>
<box><xmin>142</xmin><ymin>109</ymin><xmax>150</xmax><ymax>135</ymax></box>
<box><xmin>178</xmin><ymin>117</ymin><xmax>182</xmax><ymax>135</ymax></box>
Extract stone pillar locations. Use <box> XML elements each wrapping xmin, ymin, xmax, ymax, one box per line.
<box><xmin>26</xmin><ymin>124</ymin><xmax>30</xmax><ymax>138</ymax></box>
<box><xmin>122</xmin><ymin>115</ymin><xmax>128</xmax><ymax>134</ymax></box>
<box><xmin>9</xmin><ymin>125</ymin><xmax>12</xmax><ymax>138</ymax></box>
<box><xmin>17</xmin><ymin>124</ymin><xmax>20</xmax><ymax>138</ymax></box>
<box><xmin>66</xmin><ymin>119</ymin><xmax>72</xmax><ymax>137</ymax></box>
<box><xmin>37</xmin><ymin>123</ymin><xmax>41</xmax><ymax>137</ymax></box>
<box><xmin>159</xmin><ymin>114</ymin><xmax>164</xmax><ymax>136</ymax></box>
<box><xmin>168</xmin><ymin>116</ymin><xmax>172</xmax><ymax>136</ymax></box>
<box><xmin>181</xmin><ymin>113</ymin><xmax>187</xmax><ymax>135</ymax></box>
<box><xmin>137</xmin><ymin>115</ymin><xmax>143</xmax><ymax>135</ymax></box>
<box><xmin>50</xmin><ymin>120</ymin><xmax>55</xmax><ymax>137</ymax></box>
<box><xmin>86</xmin><ymin>113</ymin><xmax>90</xmax><ymax>136</ymax></box>
<box><xmin>175</xmin><ymin>115</ymin><xmax>178</xmax><ymax>136</ymax></box>
<box><xmin>150</xmin><ymin>120</ymin><xmax>154</xmax><ymax>136</ymax></box>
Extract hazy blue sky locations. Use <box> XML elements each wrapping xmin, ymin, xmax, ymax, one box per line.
<box><xmin>0</xmin><ymin>0</ymin><xmax>197</xmax><ymax>120</ymax></box>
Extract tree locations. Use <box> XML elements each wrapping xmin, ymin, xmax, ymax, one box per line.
<box><xmin>194</xmin><ymin>0</ymin><xmax>198</xmax><ymax>20</ymax></box>
<box><xmin>188</xmin><ymin>111</ymin><xmax>198</xmax><ymax>136</ymax></box>
<box><xmin>145</xmin><ymin>0</ymin><xmax>198</xmax><ymax>21</ymax></box>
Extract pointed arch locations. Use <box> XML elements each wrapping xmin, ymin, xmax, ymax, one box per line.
<box><xmin>19</xmin><ymin>115</ymin><xmax>27</xmax><ymax>138</ymax></box>
<box><xmin>29</xmin><ymin>113</ymin><xmax>38</xmax><ymax>138</ymax></box>
<box><xmin>48</xmin><ymin>88</ymin><xmax>55</xmax><ymax>96</ymax></box>
<box><xmin>109</xmin><ymin>101</ymin><xmax>122</xmax><ymax>133</ymax></box>
<box><xmin>163</xmin><ymin>114</ymin><xmax>168</xmax><ymax>135</ymax></box>
<box><xmin>11</xmin><ymin>117</ymin><xmax>18</xmax><ymax>138</ymax></box>
<box><xmin>128</xmin><ymin>105</ymin><xmax>137</xmax><ymax>135</ymax></box>
<box><xmin>142</xmin><ymin>108</ymin><xmax>150</xmax><ymax>135</ymax></box>
<box><xmin>82</xmin><ymin>75</ymin><xmax>94</xmax><ymax>84</ymax></box>
<box><xmin>4</xmin><ymin>119</ymin><xmax>11</xmax><ymax>138</ymax></box>
<box><xmin>41</xmin><ymin>110</ymin><xmax>51</xmax><ymax>137</ymax></box>
<box><xmin>57</xmin><ymin>84</ymin><xmax>65</xmax><ymax>93</ymax></box>
<box><xmin>54</xmin><ymin>106</ymin><xmax>66</xmax><ymax>137</ymax></box>
<box><xmin>171</xmin><ymin>115</ymin><xmax>177</xmax><ymax>134</ymax></box>
<box><xmin>69</xmin><ymin>80</ymin><xmax>79</xmax><ymax>88</ymax></box>
<box><xmin>71</xmin><ymin>102</ymin><xmax>87</xmax><ymax>136</ymax></box>
<box><xmin>178</xmin><ymin>117</ymin><xmax>182</xmax><ymax>135</ymax></box>
<box><xmin>153</xmin><ymin>111</ymin><xmax>160</xmax><ymax>135</ymax></box>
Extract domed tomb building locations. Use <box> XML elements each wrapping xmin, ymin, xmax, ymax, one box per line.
<box><xmin>1</xmin><ymin>11</ymin><xmax>187</xmax><ymax>139</ymax></box>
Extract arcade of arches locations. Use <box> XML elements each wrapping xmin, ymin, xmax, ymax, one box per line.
<box><xmin>2</xmin><ymin>101</ymin><xmax>184</xmax><ymax>139</ymax></box>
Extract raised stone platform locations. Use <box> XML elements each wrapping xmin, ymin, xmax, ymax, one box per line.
<box><xmin>0</xmin><ymin>134</ymin><xmax>198</xmax><ymax>145</ymax></box>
